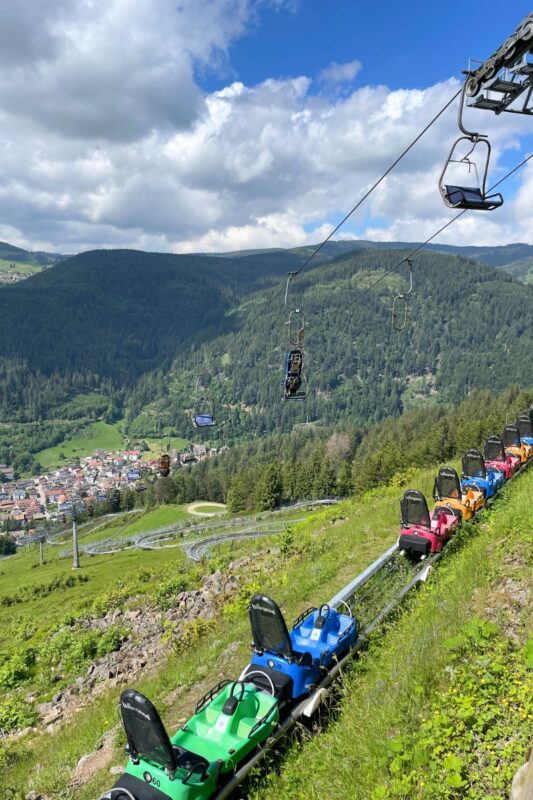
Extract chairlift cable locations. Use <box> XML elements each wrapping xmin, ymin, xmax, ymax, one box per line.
<box><xmin>287</xmin><ymin>88</ymin><xmax>462</xmax><ymax>284</ymax></box>
<box><xmin>354</xmin><ymin>151</ymin><xmax>533</xmax><ymax>302</ymax></box>
<box><xmin>299</xmin><ymin>150</ymin><xmax>532</xmax><ymax>349</ymax></box>
<box><xmin>242</xmin><ymin>88</ymin><xmax>463</xmax><ymax>331</ymax></box>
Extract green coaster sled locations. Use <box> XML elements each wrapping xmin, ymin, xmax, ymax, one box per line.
<box><xmin>100</xmin><ymin>679</ymin><xmax>278</xmax><ymax>800</ymax></box>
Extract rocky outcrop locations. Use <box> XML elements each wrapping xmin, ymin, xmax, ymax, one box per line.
<box><xmin>36</xmin><ymin>561</ymin><xmax>247</xmax><ymax>729</ymax></box>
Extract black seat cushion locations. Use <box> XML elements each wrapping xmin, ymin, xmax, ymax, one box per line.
<box><xmin>112</xmin><ymin>772</ymin><xmax>169</xmax><ymax>800</ymax></box>
<box><xmin>242</xmin><ymin>664</ymin><xmax>294</xmax><ymax>705</ymax></box>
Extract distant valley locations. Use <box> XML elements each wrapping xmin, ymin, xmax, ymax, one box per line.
<box><xmin>0</xmin><ymin>240</ymin><xmax>532</xmax><ymax>467</ymax></box>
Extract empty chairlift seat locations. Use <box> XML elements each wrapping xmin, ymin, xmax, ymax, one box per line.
<box><xmin>443</xmin><ymin>184</ymin><xmax>503</xmax><ymax>210</ymax></box>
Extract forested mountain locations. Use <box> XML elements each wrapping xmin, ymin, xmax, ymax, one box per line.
<box><xmin>127</xmin><ymin>247</ymin><xmax>533</xmax><ymax>441</ymax></box>
<box><xmin>213</xmin><ymin>239</ymin><xmax>533</xmax><ymax>288</ymax></box>
<box><xmin>161</xmin><ymin>385</ymin><xmax>533</xmax><ymax>512</ymax></box>
<box><xmin>0</xmin><ymin>242</ymin><xmax>532</xmax><ymax>462</ymax></box>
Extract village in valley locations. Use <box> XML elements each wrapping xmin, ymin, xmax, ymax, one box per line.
<box><xmin>0</xmin><ymin>442</ymin><xmax>226</xmax><ymax>540</ymax></box>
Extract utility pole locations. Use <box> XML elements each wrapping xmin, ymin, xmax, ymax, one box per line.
<box><xmin>72</xmin><ymin>504</ymin><xmax>80</xmax><ymax>570</ymax></box>
<box><xmin>39</xmin><ymin>538</ymin><xmax>44</xmax><ymax>566</ymax></box>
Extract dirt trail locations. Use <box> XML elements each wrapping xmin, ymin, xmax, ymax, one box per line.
<box><xmin>186</xmin><ymin>502</ymin><xmax>227</xmax><ymax>517</ymax></box>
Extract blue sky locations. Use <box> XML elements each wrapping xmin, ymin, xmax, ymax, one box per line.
<box><xmin>0</xmin><ymin>0</ymin><xmax>531</xmax><ymax>253</ymax></box>
<box><xmin>207</xmin><ymin>2</ymin><xmax>533</xmax><ymax>92</ymax></box>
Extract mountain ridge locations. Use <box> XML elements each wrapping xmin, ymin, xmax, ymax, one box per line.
<box><xmin>0</xmin><ymin>243</ymin><xmax>531</xmax><ymax>463</ymax></box>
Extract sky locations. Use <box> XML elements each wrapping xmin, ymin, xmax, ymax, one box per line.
<box><xmin>0</xmin><ymin>0</ymin><xmax>532</xmax><ymax>255</ymax></box>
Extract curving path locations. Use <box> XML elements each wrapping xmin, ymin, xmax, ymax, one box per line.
<box><xmin>186</xmin><ymin>502</ymin><xmax>227</xmax><ymax>517</ymax></box>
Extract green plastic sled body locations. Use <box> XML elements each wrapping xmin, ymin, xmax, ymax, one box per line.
<box><xmin>119</xmin><ymin>680</ymin><xmax>278</xmax><ymax>799</ymax></box>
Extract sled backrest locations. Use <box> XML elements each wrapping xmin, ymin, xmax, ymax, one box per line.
<box><xmin>400</xmin><ymin>489</ymin><xmax>431</xmax><ymax>529</ymax></box>
<box><xmin>484</xmin><ymin>436</ymin><xmax>506</xmax><ymax>463</ymax></box>
<box><xmin>433</xmin><ymin>466</ymin><xmax>462</xmax><ymax>501</ymax></box>
<box><xmin>120</xmin><ymin>689</ymin><xmax>177</xmax><ymax>774</ymax></box>
<box><xmin>248</xmin><ymin>594</ymin><xmax>294</xmax><ymax>660</ymax></box>
<box><xmin>518</xmin><ymin>414</ymin><xmax>533</xmax><ymax>439</ymax></box>
<box><xmin>501</xmin><ymin>425</ymin><xmax>521</xmax><ymax>449</ymax></box>
<box><xmin>462</xmin><ymin>449</ymin><xmax>486</xmax><ymax>479</ymax></box>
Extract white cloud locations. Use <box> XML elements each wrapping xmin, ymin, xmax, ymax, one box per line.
<box><xmin>0</xmin><ymin>1</ymin><xmax>531</xmax><ymax>255</ymax></box>
<box><xmin>319</xmin><ymin>60</ymin><xmax>362</xmax><ymax>85</ymax></box>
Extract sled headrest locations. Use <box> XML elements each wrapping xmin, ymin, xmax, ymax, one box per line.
<box><xmin>501</xmin><ymin>425</ymin><xmax>520</xmax><ymax>449</ymax></box>
<box><xmin>433</xmin><ymin>466</ymin><xmax>461</xmax><ymax>501</ymax></box>
<box><xmin>120</xmin><ymin>689</ymin><xmax>177</xmax><ymax>774</ymax></box>
<box><xmin>518</xmin><ymin>414</ymin><xmax>533</xmax><ymax>439</ymax></box>
<box><xmin>400</xmin><ymin>489</ymin><xmax>430</xmax><ymax>529</ymax></box>
<box><xmin>248</xmin><ymin>594</ymin><xmax>293</xmax><ymax>660</ymax></box>
<box><xmin>462</xmin><ymin>448</ymin><xmax>486</xmax><ymax>479</ymax></box>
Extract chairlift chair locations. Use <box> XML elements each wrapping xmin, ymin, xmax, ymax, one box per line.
<box><xmin>287</xmin><ymin>308</ymin><xmax>305</xmax><ymax>347</ymax></box>
<box><xmin>391</xmin><ymin>259</ymin><xmax>413</xmax><ymax>331</ymax></box>
<box><xmin>159</xmin><ymin>453</ymin><xmax>171</xmax><ymax>477</ymax></box>
<box><xmin>283</xmin><ymin>347</ymin><xmax>307</xmax><ymax>401</ymax></box>
<box><xmin>192</xmin><ymin>397</ymin><xmax>216</xmax><ymax>428</ymax></box>
<box><xmin>439</xmin><ymin>82</ymin><xmax>503</xmax><ymax>211</ymax></box>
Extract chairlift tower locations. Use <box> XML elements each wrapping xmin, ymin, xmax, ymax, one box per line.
<box><xmin>72</xmin><ymin>503</ymin><xmax>80</xmax><ymax>570</ymax></box>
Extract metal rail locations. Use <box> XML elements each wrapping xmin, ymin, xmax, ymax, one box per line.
<box><xmin>212</xmin><ymin>555</ymin><xmax>433</xmax><ymax>800</ymax></box>
<box><xmin>212</xmin><ymin>459</ymin><xmax>532</xmax><ymax>799</ymax></box>
<box><xmin>328</xmin><ymin>541</ymin><xmax>399</xmax><ymax>609</ymax></box>
<box><xmin>62</xmin><ymin>499</ymin><xmax>339</xmax><ymax>557</ymax></box>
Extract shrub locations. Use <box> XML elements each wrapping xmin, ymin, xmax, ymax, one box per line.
<box><xmin>0</xmin><ymin>696</ymin><xmax>38</xmax><ymax>734</ymax></box>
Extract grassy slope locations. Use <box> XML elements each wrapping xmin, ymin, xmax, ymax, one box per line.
<box><xmin>251</xmin><ymin>470</ymin><xmax>533</xmax><ymax>800</ymax></box>
<box><xmin>0</xmin><ymin>542</ymin><xmax>187</xmax><ymax>659</ymax></box>
<box><xmin>36</xmin><ymin>421</ymin><xmax>125</xmax><ymax>468</ymax></box>
<box><xmin>0</xmin><ymin>502</ymin><xmax>225</xmax><ymax>656</ymax></box>
<box><xmin>35</xmin><ymin>423</ymin><xmax>190</xmax><ymax>470</ymax></box>
<box><xmin>140</xmin><ymin>437</ymin><xmax>190</xmax><ymax>457</ymax></box>
<box><xmin>3</xmin><ymin>471</ymin><xmax>413</xmax><ymax>798</ymax></box>
<box><xmin>2</xmin><ymin>465</ymin><xmax>531</xmax><ymax>798</ymax></box>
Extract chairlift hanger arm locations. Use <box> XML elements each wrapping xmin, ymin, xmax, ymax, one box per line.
<box><xmin>284</xmin><ymin>272</ymin><xmax>299</xmax><ymax>306</ymax></box>
<box><xmin>391</xmin><ymin>258</ymin><xmax>413</xmax><ymax>331</ymax></box>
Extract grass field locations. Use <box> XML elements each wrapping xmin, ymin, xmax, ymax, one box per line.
<box><xmin>189</xmin><ymin>503</ymin><xmax>227</xmax><ymax>514</ymax></box>
<box><xmin>141</xmin><ymin>436</ymin><xmax>190</xmax><ymax>457</ymax></box>
<box><xmin>36</xmin><ymin>421</ymin><xmax>125</xmax><ymax>468</ymax></box>
<box><xmin>0</xmin><ymin>501</ymin><xmax>309</xmax><ymax>659</ymax></box>
<box><xmin>0</xmin><ymin>257</ymin><xmax>41</xmax><ymax>275</ymax></box>
<box><xmin>0</xmin><ymin>542</ymin><xmax>187</xmax><ymax>660</ymax></box>
<box><xmin>3</xmin><ymin>463</ymin><xmax>530</xmax><ymax>799</ymax></box>
<box><xmin>35</xmin><ymin>421</ymin><xmax>190</xmax><ymax>471</ymax></box>
<box><xmin>111</xmin><ymin>504</ymin><xmax>193</xmax><ymax>536</ymax></box>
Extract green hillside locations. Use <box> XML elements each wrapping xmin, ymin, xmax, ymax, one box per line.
<box><xmin>0</xmin><ymin>243</ymin><xmax>532</xmax><ymax>464</ymax></box>
<box><xmin>251</xmin><ymin>469</ymin><xmax>533</xmax><ymax>800</ymax></box>
<box><xmin>36</xmin><ymin>421</ymin><xmax>125</xmax><ymax>468</ymax></box>
<box><xmin>129</xmin><ymin>248</ymin><xmax>533</xmax><ymax>441</ymax></box>
<box><xmin>2</xmin><ymin>425</ymin><xmax>531</xmax><ymax>799</ymax></box>
<box><xmin>0</xmin><ymin>241</ymin><xmax>65</xmax><ymax>281</ymax></box>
